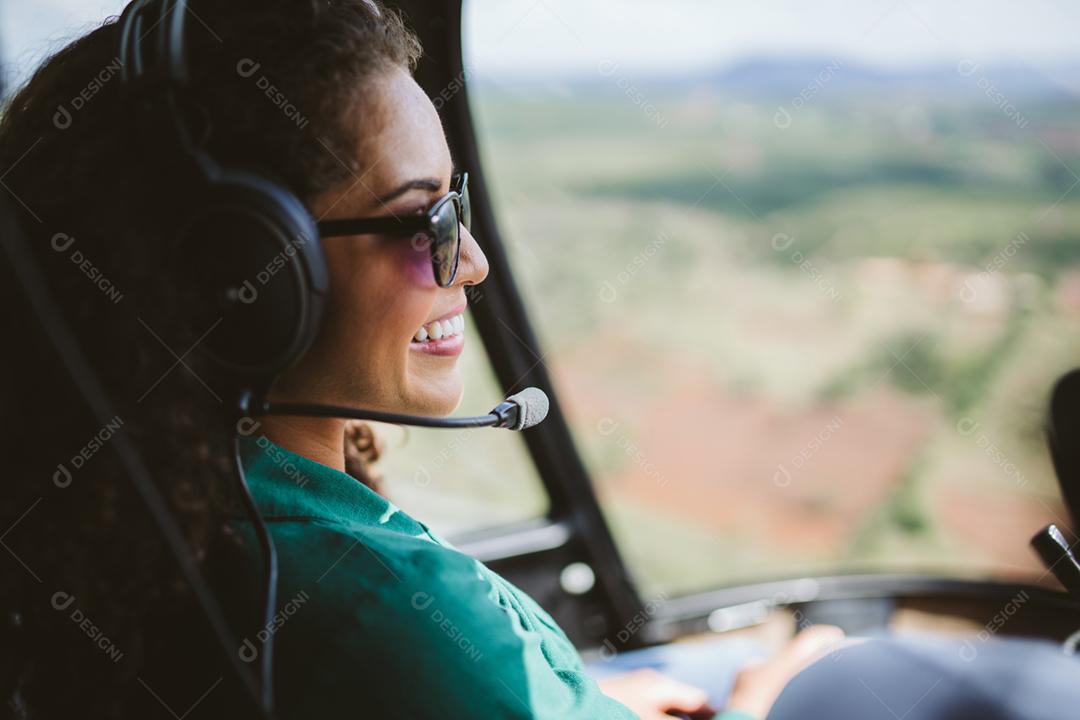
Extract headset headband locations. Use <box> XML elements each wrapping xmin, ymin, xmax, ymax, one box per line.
<box><xmin>116</xmin><ymin>0</ymin><xmax>329</xmax><ymax>386</ymax></box>
<box><xmin>119</xmin><ymin>0</ymin><xmax>219</xmax><ymax>184</ymax></box>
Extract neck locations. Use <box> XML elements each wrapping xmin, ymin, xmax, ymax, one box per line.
<box><xmin>259</xmin><ymin>414</ymin><xmax>348</xmax><ymax>473</ymax></box>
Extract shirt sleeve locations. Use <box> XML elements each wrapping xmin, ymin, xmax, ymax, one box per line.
<box><xmin>265</xmin><ymin>521</ymin><xmax>640</xmax><ymax>720</ymax></box>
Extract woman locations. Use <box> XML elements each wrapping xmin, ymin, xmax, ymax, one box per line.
<box><xmin>0</xmin><ymin>1</ymin><xmax>837</xmax><ymax>717</ymax></box>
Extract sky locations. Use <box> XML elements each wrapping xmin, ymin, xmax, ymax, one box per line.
<box><xmin>3</xmin><ymin>0</ymin><xmax>1080</xmax><ymax>91</ymax></box>
<box><xmin>462</xmin><ymin>0</ymin><xmax>1080</xmax><ymax>77</ymax></box>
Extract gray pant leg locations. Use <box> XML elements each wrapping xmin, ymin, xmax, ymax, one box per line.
<box><xmin>768</xmin><ymin>634</ymin><xmax>1080</xmax><ymax>720</ymax></box>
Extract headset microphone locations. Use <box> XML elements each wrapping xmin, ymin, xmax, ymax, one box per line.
<box><xmin>253</xmin><ymin>387</ymin><xmax>550</xmax><ymax>431</ymax></box>
<box><xmin>492</xmin><ymin>387</ymin><xmax>550</xmax><ymax>430</ymax></box>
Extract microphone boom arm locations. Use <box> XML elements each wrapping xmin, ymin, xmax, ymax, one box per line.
<box><xmin>248</xmin><ymin>387</ymin><xmax>549</xmax><ymax>432</ymax></box>
<box><xmin>255</xmin><ymin>401</ymin><xmax>501</xmax><ymax>428</ymax></box>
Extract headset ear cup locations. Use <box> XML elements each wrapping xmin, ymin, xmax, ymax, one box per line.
<box><xmin>178</xmin><ymin>171</ymin><xmax>327</xmax><ymax>380</ymax></box>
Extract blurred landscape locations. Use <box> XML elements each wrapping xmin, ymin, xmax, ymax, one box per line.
<box><xmin>382</xmin><ymin>57</ymin><xmax>1080</xmax><ymax>598</ymax></box>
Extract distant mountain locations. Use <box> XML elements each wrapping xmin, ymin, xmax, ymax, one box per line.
<box><xmin>473</xmin><ymin>56</ymin><xmax>1080</xmax><ymax>102</ymax></box>
<box><xmin>706</xmin><ymin>57</ymin><xmax>887</xmax><ymax>92</ymax></box>
<box><xmin>697</xmin><ymin>56</ymin><xmax>1080</xmax><ymax>100</ymax></box>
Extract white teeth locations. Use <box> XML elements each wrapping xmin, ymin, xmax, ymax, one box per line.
<box><xmin>413</xmin><ymin>313</ymin><xmax>466</xmax><ymax>343</ymax></box>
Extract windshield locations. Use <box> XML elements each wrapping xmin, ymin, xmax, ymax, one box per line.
<box><xmin>464</xmin><ymin>0</ymin><xmax>1080</xmax><ymax>597</ymax></box>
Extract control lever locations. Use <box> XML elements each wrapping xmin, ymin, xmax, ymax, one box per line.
<box><xmin>1031</xmin><ymin>524</ymin><xmax>1080</xmax><ymax>601</ymax></box>
<box><xmin>1047</xmin><ymin>370</ymin><xmax>1080</xmax><ymax>531</ymax></box>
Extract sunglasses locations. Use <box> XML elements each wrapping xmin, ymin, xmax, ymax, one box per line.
<box><xmin>316</xmin><ymin>172</ymin><xmax>471</xmax><ymax>288</ymax></box>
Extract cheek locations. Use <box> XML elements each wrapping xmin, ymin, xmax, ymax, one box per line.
<box><xmin>398</xmin><ymin>239</ymin><xmax>438</xmax><ymax>288</ymax></box>
<box><xmin>324</xmin><ymin>241</ymin><xmax>439</xmax><ymax>359</ymax></box>
<box><xmin>366</xmin><ymin>243</ymin><xmax>438</xmax><ymax>340</ymax></box>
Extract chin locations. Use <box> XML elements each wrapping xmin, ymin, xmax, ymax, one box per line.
<box><xmin>405</xmin><ymin>370</ymin><xmax>464</xmax><ymax>416</ymax></box>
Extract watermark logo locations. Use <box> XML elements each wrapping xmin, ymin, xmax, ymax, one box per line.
<box><xmin>410</xmin><ymin>591</ymin><xmax>484</xmax><ymax>661</ymax></box>
<box><xmin>598</xmin><ymin>592</ymin><xmax>668</xmax><ymax>660</ymax></box>
<box><xmin>234</xmin><ymin>417</ymin><xmax>311</xmax><ymax>488</ymax></box>
<box><xmin>959</xmin><ymin>232</ymin><xmax>1029</xmax><ymax>304</ymax></box>
<box><xmin>231</xmin><ymin>232</ymin><xmax>313</xmax><ymax>304</ymax></box>
<box><xmin>597</xmin><ymin>59</ymin><xmax>670</xmax><ymax>129</ymax></box>
<box><xmin>598</xmin><ymin>233</ymin><xmax>668</xmax><ymax>304</ymax></box>
<box><xmin>958</xmin><ymin>590</ymin><xmax>1030</xmax><ymax>661</ymax></box>
<box><xmin>956</xmin><ymin>417</ymin><xmax>1027</xmax><ymax>488</ymax></box>
<box><xmin>51</xmin><ymin>590</ymin><xmax>124</xmax><ymax>662</ymax></box>
<box><xmin>236</xmin><ymin>417</ymin><xmax>262</xmax><ymax>437</ymax></box>
<box><xmin>50</xmin><ymin>233</ymin><xmax>124</xmax><ymax>304</ymax></box>
<box><xmin>53</xmin><ymin>57</ymin><xmax>123</xmax><ymax>130</ymax></box>
<box><xmin>774</xmin><ymin>59</ymin><xmax>844</xmax><ymax>129</ymax></box>
<box><xmin>773</xmin><ymin>415</ymin><xmax>844</xmax><ymax>487</ymax></box>
<box><xmin>236</xmin><ymin>58</ymin><xmax>310</xmax><ymax>130</ymax></box>
<box><xmin>770</xmin><ymin>233</ymin><xmax>841</xmax><ymax>303</ymax></box>
<box><xmin>413</xmin><ymin>430</ymin><xmax>476</xmax><ymax>488</ymax></box>
<box><xmin>53</xmin><ymin>415</ymin><xmax>125</xmax><ymax>488</ymax></box>
<box><xmin>957</xmin><ymin>59</ymin><xmax>1030</xmax><ymax>130</ymax></box>
<box><xmin>431</xmin><ymin>67</ymin><xmax>474</xmax><ymax>114</ymax></box>
<box><xmin>239</xmin><ymin>590</ymin><xmax>310</xmax><ymax>662</ymax></box>
<box><xmin>596</xmin><ymin>417</ymin><xmax>667</xmax><ymax>488</ymax></box>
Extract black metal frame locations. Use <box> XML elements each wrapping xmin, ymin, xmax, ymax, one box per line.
<box><xmin>317</xmin><ymin>172</ymin><xmax>467</xmax><ymax>238</ymax></box>
<box><xmin>398</xmin><ymin>0</ymin><xmax>647</xmax><ymax>646</ymax></box>
<box><xmin>649</xmin><ymin>574</ymin><xmax>1080</xmax><ymax>641</ymax></box>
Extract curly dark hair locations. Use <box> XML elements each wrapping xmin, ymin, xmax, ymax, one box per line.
<box><xmin>0</xmin><ymin>1</ymin><xmax>419</xmax><ymax>716</ymax></box>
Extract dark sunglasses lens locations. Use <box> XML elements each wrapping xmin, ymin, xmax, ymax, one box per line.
<box><xmin>451</xmin><ymin>174</ymin><xmax>471</xmax><ymax>230</ymax></box>
<box><xmin>430</xmin><ymin>200</ymin><xmax>461</xmax><ymax>286</ymax></box>
<box><xmin>461</xmin><ymin>184</ymin><xmax>471</xmax><ymax>230</ymax></box>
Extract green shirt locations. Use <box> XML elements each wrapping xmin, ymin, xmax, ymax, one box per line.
<box><xmin>236</xmin><ymin>434</ymin><xmax>638</xmax><ymax>718</ymax></box>
<box><xmin>236</xmin><ymin>435</ymin><xmax>752</xmax><ymax>720</ymax></box>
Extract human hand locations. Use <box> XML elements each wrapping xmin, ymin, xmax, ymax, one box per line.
<box><xmin>599</xmin><ymin>667</ymin><xmax>716</xmax><ymax>720</ymax></box>
<box><xmin>725</xmin><ymin>625</ymin><xmax>846</xmax><ymax>719</ymax></box>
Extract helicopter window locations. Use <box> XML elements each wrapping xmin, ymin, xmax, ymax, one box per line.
<box><xmin>464</xmin><ymin>0</ymin><xmax>1080</xmax><ymax>597</ymax></box>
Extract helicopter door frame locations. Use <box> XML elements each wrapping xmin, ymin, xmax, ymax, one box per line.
<box><xmin>398</xmin><ymin>0</ymin><xmax>648</xmax><ymax>648</ymax></box>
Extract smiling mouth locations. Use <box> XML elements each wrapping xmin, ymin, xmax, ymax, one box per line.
<box><xmin>409</xmin><ymin>309</ymin><xmax>466</xmax><ymax>357</ymax></box>
<box><xmin>412</xmin><ymin>312</ymin><xmax>465</xmax><ymax>343</ymax></box>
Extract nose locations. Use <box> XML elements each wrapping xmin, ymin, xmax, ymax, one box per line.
<box><xmin>455</xmin><ymin>224</ymin><xmax>489</xmax><ymax>289</ymax></box>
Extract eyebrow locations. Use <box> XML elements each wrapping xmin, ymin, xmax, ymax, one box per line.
<box><xmin>375</xmin><ymin>177</ymin><xmax>442</xmax><ymax>205</ymax></box>
<box><xmin>374</xmin><ymin>158</ymin><xmax>460</xmax><ymax>205</ymax></box>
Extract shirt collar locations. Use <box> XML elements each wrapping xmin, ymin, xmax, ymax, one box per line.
<box><xmin>238</xmin><ymin>433</ymin><xmax>396</xmax><ymax>528</ymax></box>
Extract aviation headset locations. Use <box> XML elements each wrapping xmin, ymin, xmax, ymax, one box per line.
<box><xmin>102</xmin><ymin>0</ymin><xmax>340</xmax><ymax>714</ymax></box>
<box><xmin>118</xmin><ymin>0</ymin><xmax>329</xmax><ymax>389</ymax></box>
